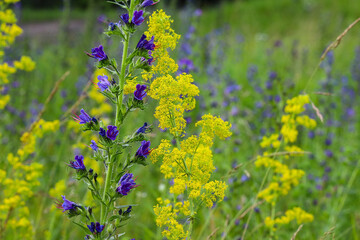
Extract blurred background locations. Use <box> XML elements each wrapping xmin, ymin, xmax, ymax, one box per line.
<box><xmin>2</xmin><ymin>0</ymin><xmax>360</xmax><ymax>239</ymax></box>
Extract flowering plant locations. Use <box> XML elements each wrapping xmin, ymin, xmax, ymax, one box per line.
<box><xmin>57</xmin><ymin>0</ymin><xmax>162</xmax><ymax>239</ymax></box>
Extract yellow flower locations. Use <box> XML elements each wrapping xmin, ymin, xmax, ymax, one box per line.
<box><xmin>0</xmin><ymin>94</ymin><xmax>10</xmax><ymax>109</ymax></box>
<box><xmin>49</xmin><ymin>180</ymin><xmax>66</xmax><ymax>198</ymax></box>
<box><xmin>265</xmin><ymin>207</ymin><xmax>314</xmax><ymax>229</ymax></box>
<box><xmin>14</xmin><ymin>56</ymin><xmax>36</xmax><ymax>71</ymax></box>
<box><xmin>0</xmin><ymin>9</ymin><xmax>17</xmax><ymax>24</ymax></box>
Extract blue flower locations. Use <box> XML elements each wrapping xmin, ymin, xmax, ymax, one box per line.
<box><xmin>87</xmin><ymin>222</ymin><xmax>105</xmax><ymax>234</ymax></box>
<box><xmin>121</xmin><ymin>13</ymin><xmax>129</xmax><ymax>24</ymax></box>
<box><xmin>69</xmin><ymin>155</ymin><xmax>86</xmax><ymax>170</ymax></box>
<box><xmin>116</xmin><ymin>173</ymin><xmax>137</xmax><ymax>195</ymax></box>
<box><xmin>134</xmin><ymin>84</ymin><xmax>147</xmax><ymax>100</ymax></box>
<box><xmin>136</xmin><ymin>122</ymin><xmax>149</xmax><ymax>134</ymax></box>
<box><xmin>132</xmin><ymin>10</ymin><xmax>144</xmax><ymax>26</ymax></box>
<box><xmin>88</xmin><ymin>45</ymin><xmax>108</xmax><ymax>61</ymax></box>
<box><xmin>58</xmin><ymin>195</ymin><xmax>77</xmax><ymax>212</ymax></box>
<box><xmin>97</xmin><ymin>75</ymin><xmax>111</xmax><ymax>91</ymax></box>
<box><xmin>90</xmin><ymin>140</ymin><xmax>98</xmax><ymax>151</ymax></box>
<box><xmin>136</xmin><ymin>34</ymin><xmax>155</xmax><ymax>51</ymax></box>
<box><xmin>87</xmin><ymin>222</ymin><xmax>95</xmax><ymax>233</ymax></box>
<box><xmin>95</xmin><ymin>222</ymin><xmax>105</xmax><ymax>233</ymax></box>
<box><xmin>136</xmin><ymin>140</ymin><xmax>151</xmax><ymax>158</ymax></box>
<box><xmin>178</xmin><ymin>58</ymin><xmax>195</xmax><ymax>74</ymax></box>
<box><xmin>106</xmin><ymin>125</ymin><xmax>119</xmax><ymax>141</ymax></box>
<box><xmin>99</xmin><ymin>128</ymin><xmax>106</xmax><ymax>137</ymax></box>
<box><xmin>73</xmin><ymin>109</ymin><xmax>92</xmax><ymax>124</ymax></box>
<box><xmin>108</xmin><ymin>22</ymin><xmax>120</xmax><ymax>31</ymax></box>
<box><xmin>141</xmin><ymin>0</ymin><xmax>159</xmax><ymax>7</ymax></box>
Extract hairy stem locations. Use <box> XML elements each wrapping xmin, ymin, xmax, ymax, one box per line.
<box><xmin>115</xmin><ymin>31</ymin><xmax>131</xmax><ymax>127</ymax></box>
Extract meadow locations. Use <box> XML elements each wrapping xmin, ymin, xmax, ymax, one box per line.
<box><xmin>1</xmin><ymin>0</ymin><xmax>360</xmax><ymax>239</ymax></box>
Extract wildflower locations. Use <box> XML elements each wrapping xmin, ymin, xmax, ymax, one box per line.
<box><xmin>88</xmin><ymin>45</ymin><xmax>108</xmax><ymax>61</ymax></box>
<box><xmin>106</xmin><ymin>125</ymin><xmax>119</xmax><ymax>141</ymax></box>
<box><xmin>73</xmin><ymin>109</ymin><xmax>92</xmax><ymax>124</ymax></box>
<box><xmin>57</xmin><ymin>195</ymin><xmax>78</xmax><ymax>212</ymax></box>
<box><xmin>99</xmin><ymin>127</ymin><xmax>106</xmax><ymax>137</ymax></box>
<box><xmin>116</xmin><ymin>173</ymin><xmax>137</xmax><ymax>196</ymax></box>
<box><xmin>178</xmin><ymin>58</ymin><xmax>195</xmax><ymax>74</ymax></box>
<box><xmin>136</xmin><ymin>34</ymin><xmax>155</xmax><ymax>51</ymax></box>
<box><xmin>134</xmin><ymin>84</ymin><xmax>147</xmax><ymax>100</ymax></box>
<box><xmin>68</xmin><ymin>155</ymin><xmax>86</xmax><ymax>171</ymax></box>
<box><xmin>121</xmin><ymin>13</ymin><xmax>130</xmax><ymax>24</ymax></box>
<box><xmin>132</xmin><ymin>10</ymin><xmax>145</xmax><ymax>26</ymax></box>
<box><xmin>136</xmin><ymin>122</ymin><xmax>149</xmax><ymax>134</ymax></box>
<box><xmin>124</xmin><ymin>206</ymin><xmax>132</xmax><ymax>214</ymax></box>
<box><xmin>90</xmin><ymin>140</ymin><xmax>98</xmax><ymax>151</ymax></box>
<box><xmin>97</xmin><ymin>75</ymin><xmax>111</xmax><ymax>91</ymax></box>
<box><xmin>108</xmin><ymin>22</ymin><xmax>120</xmax><ymax>31</ymax></box>
<box><xmin>136</xmin><ymin>140</ymin><xmax>151</xmax><ymax>158</ymax></box>
<box><xmin>87</xmin><ymin>222</ymin><xmax>105</xmax><ymax>234</ymax></box>
<box><xmin>141</xmin><ymin>0</ymin><xmax>159</xmax><ymax>7</ymax></box>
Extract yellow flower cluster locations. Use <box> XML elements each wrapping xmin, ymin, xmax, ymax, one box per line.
<box><xmin>138</xmin><ymin>10</ymin><xmax>197</xmax><ymax>135</ymax></box>
<box><xmin>146</xmin><ymin>10</ymin><xmax>231</xmax><ymax>239</ymax></box>
<box><xmin>142</xmin><ymin>9</ymin><xmax>180</xmax><ymax>80</ymax></box>
<box><xmin>123</xmin><ymin>78</ymin><xmax>137</xmax><ymax>95</ymax></box>
<box><xmin>256</xmin><ymin>94</ymin><xmax>314</xmax><ymax>229</ymax></box>
<box><xmin>255</xmin><ymin>156</ymin><xmax>305</xmax><ymax>203</ymax></box>
<box><xmin>150</xmin><ymin>73</ymin><xmax>199</xmax><ymax>135</ymax></box>
<box><xmin>0</xmin><ymin>0</ymin><xmax>35</xmax><ymax>109</ymax></box>
<box><xmin>260</xmin><ymin>133</ymin><xmax>281</xmax><ymax>148</ymax></box>
<box><xmin>151</xmin><ymin>115</ymin><xmax>231</xmax><ymax>238</ymax></box>
<box><xmin>264</xmin><ymin>207</ymin><xmax>314</xmax><ymax>229</ymax></box>
<box><xmin>153</xmin><ymin>198</ymin><xmax>190</xmax><ymax>240</ymax></box>
<box><xmin>0</xmin><ymin>119</ymin><xmax>59</xmax><ymax>239</ymax></box>
<box><xmin>281</xmin><ymin>95</ymin><xmax>316</xmax><ymax>143</ymax></box>
<box><xmin>284</xmin><ymin>95</ymin><xmax>310</xmax><ymax>114</ymax></box>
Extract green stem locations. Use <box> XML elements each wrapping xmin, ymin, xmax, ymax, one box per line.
<box><xmin>115</xmin><ymin>32</ymin><xmax>130</xmax><ymax>127</ymax></box>
<box><xmin>100</xmin><ymin>148</ymin><xmax>113</xmax><ymax>224</ymax></box>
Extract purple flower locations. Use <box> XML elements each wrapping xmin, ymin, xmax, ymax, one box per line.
<box><xmin>87</xmin><ymin>222</ymin><xmax>105</xmax><ymax>234</ymax></box>
<box><xmin>97</xmin><ymin>75</ymin><xmax>111</xmax><ymax>91</ymax></box>
<box><xmin>68</xmin><ymin>155</ymin><xmax>86</xmax><ymax>170</ymax></box>
<box><xmin>88</xmin><ymin>45</ymin><xmax>108</xmax><ymax>61</ymax></box>
<box><xmin>325</xmin><ymin>138</ymin><xmax>332</xmax><ymax>146</ymax></box>
<box><xmin>141</xmin><ymin>0</ymin><xmax>159</xmax><ymax>7</ymax></box>
<box><xmin>308</xmin><ymin>131</ymin><xmax>315</xmax><ymax>139</ymax></box>
<box><xmin>136</xmin><ymin>34</ymin><xmax>155</xmax><ymax>51</ymax></box>
<box><xmin>136</xmin><ymin>140</ymin><xmax>151</xmax><ymax>158</ymax></box>
<box><xmin>121</xmin><ymin>13</ymin><xmax>129</xmax><ymax>24</ymax></box>
<box><xmin>106</xmin><ymin>125</ymin><xmax>119</xmax><ymax>141</ymax></box>
<box><xmin>274</xmin><ymin>95</ymin><xmax>281</xmax><ymax>103</ymax></box>
<box><xmin>136</xmin><ymin>122</ymin><xmax>149</xmax><ymax>134</ymax></box>
<box><xmin>73</xmin><ymin>109</ymin><xmax>92</xmax><ymax>124</ymax></box>
<box><xmin>95</xmin><ymin>222</ymin><xmax>105</xmax><ymax>234</ymax></box>
<box><xmin>90</xmin><ymin>140</ymin><xmax>98</xmax><ymax>151</ymax></box>
<box><xmin>325</xmin><ymin>149</ymin><xmax>333</xmax><ymax>158</ymax></box>
<box><xmin>57</xmin><ymin>195</ymin><xmax>77</xmax><ymax>212</ymax></box>
<box><xmin>178</xmin><ymin>58</ymin><xmax>195</xmax><ymax>74</ymax></box>
<box><xmin>87</xmin><ymin>222</ymin><xmax>95</xmax><ymax>233</ymax></box>
<box><xmin>134</xmin><ymin>84</ymin><xmax>147</xmax><ymax>100</ymax></box>
<box><xmin>99</xmin><ymin>127</ymin><xmax>106</xmax><ymax>137</ymax></box>
<box><xmin>144</xmin><ymin>50</ymin><xmax>154</xmax><ymax>65</ymax></box>
<box><xmin>116</xmin><ymin>173</ymin><xmax>137</xmax><ymax>195</ymax></box>
<box><xmin>194</xmin><ymin>9</ymin><xmax>203</xmax><ymax>16</ymax></box>
<box><xmin>108</xmin><ymin>22</ymin><xmax>120</xmax><ymax>31</ymax></box>
<box><xmin>132</xmin><ymin>10</ymin><xmax>144</xmax><ymax>26</ymax></box>
<box><xmin>224</xmin><ymin>84</ymin><xmax>241</xmax><ymax>95</ymax></box>
<box><xmin>241</xmin><ymin>174</ymin><xmax>249</xmax><ymax>182</ymax></box>
<box><xmin>230</xmin><ymin>106</ymin><xmax>239</xmax><ymax>116</ymax></box>
<box><xmin>268</xmin><ymin>71</ymin><xmax>277</xmax><ymax>80</ymax></box>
